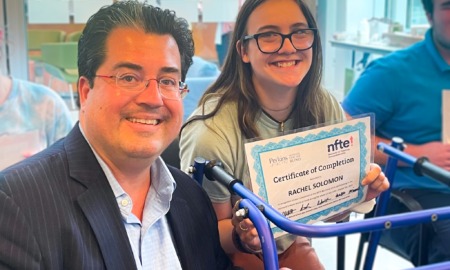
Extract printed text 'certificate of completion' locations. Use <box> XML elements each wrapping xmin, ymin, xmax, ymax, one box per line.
<box><xmin>245</xmin><ymin>117</ymin><xmax>371</xmax><ymax>238</ymax></box>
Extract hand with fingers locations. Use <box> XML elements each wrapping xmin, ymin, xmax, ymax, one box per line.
<box><xmin>230</xmin><ymin>199</ymin><xmax>262</xmax><ymax>254</ymax></box>
<box><xmin>363</xmin><ymin>163</ymin><xmax>390</xmax><ymax>201</ymax></box>
<box><xmin>327</xmin><ymin>162</ymin><xmax>390</xmax><ymax>221</ymax></box>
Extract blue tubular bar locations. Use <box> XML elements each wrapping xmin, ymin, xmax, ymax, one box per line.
<box><xmin>191</xmin><ymin>139</ymin><xmax>450</xmax><ymax>270</ymax></box>
<box><xmin>377</xmin><ymin>141</ymin><xmax>416</xmax><ymax>166</ymax></box>
<box><xmin>364</xmin><ymin>138</ymin><xmax>405</xmax><ymax>270</ymax></box>
<box><xmin>239</xmin><ymin>199</ymin><xmax>279</xmax><ymax>270</ymax></box>
<box><xmin>378</xmin><ymin>142</ymin><xmax>450</xmax><ymax>186</ymax></box>
<box><xmin>232</xmin><ymin>180</ymin><xmax>450</xmax><ymax>237</ymax></box>
<box><xmin>232</xmin><ymin>171</ymin><xmax>450</xmax><ymax>270</ymax></box>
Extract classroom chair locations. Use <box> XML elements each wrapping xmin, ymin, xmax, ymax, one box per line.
<box><xmin>27</xmin><ymin>29</ymin><xmax>66</xmax><ymax>60</ymax></box>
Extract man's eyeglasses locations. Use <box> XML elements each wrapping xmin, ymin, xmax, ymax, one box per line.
<box><xmin>95</xmin><ymin>73</ymin><xmax>189</xmax><ymax>100</ymax></box>
<box><xmin>243</xmin><ymin>29</ymin><xmax>317</xmax><ymax>54</ymax></box>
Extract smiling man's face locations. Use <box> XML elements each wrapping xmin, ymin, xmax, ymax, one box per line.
<box><xmin>428</xmin><ymin>0</ymin><xmax>450</xmax><ymax>59</ymax></box>
<box><xmin>78</xmin><ymin>27</ymin><xmax>183</xmax><ymax>168</ymax></box>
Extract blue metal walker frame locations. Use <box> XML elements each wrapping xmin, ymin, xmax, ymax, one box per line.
<box><xmin>191</xmin><ymin>139</ymin><xmax>450</xmax><ymax>270</ymax></box>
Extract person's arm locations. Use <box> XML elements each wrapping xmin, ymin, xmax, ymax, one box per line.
<box><xmin>214</xmin><ymin>202</ymin><xmax>240</xmax><ymax>253</ymax></box>
<box><xmin>343</xmin><ymin>66</ymin><xmax>450</xmax><ymax>171</ymax></box>
<box><xmin>227</xmin><ymin>201</ymin><xmax>263</xmax><ymax>253</ymax></box>
<box><xmin>374</xmin><ymin>135</ymin><xmax>450</xmax><ymax>170</ymax></box>
<box><xmin>325</xmin><ymin>162</ymin><xmax>388</xmax><ymax>221</ymax></box>
<box><xmin>215</xmin><ymin>200</ymin><xmax>263</xmax><ymax>255</ymax></box>
<box><xmin>180</xmin><ymin>112</ymin><xmax>262</xmax><ymax>253</ymax></box>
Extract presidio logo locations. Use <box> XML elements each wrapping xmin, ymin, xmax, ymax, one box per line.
<box><xmin>327</xmin><ymin>136</ymin><xmax>353</xmax><ymax>152</ymax></box>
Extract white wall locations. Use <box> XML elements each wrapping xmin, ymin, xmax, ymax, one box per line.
<box><xmin>319</xmin><ymin>0</ymin><xmax>385</xmax><ymax>101</ymax></box>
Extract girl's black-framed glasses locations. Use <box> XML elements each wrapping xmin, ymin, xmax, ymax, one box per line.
<box><xmin>243</xmin><ymin>28</ymin><xmax>317</xmax><ymax>54</ymax></box>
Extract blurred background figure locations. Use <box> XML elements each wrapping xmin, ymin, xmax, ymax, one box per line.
<box><xmin>342</xmin><ymin>0</ymin><xmax>450</xmax><ymax>265</ymax></box>
<box><xmin>184</xmin><ymin>55</ymin><xmax>221</xmax><ymax>121</ymax></box>
<box><xmin>0</xmin><ymin>73</ymin><xmax>73</xmax><ymax>170</ymax></box>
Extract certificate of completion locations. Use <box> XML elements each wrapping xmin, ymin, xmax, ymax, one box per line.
<box><xmin>245</xmin><ymin>117</ymin><xmax>371</xmax><ymax>238</ymax></box>
<box><xmin>443</xmin><ymin>90</ymin><xmax>450</xmax><ymax>144</ymax></box>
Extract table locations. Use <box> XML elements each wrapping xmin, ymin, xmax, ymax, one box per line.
<box><xmin>330</xmin><ymin>40</ymin><xmax>402</xmax><ymax>68</ymax></box>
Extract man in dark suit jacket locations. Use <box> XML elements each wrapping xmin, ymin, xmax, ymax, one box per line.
<box><xmin>0</xmin><ymin>127</ymin><xmax>231</xmax><ymax>269</ymax></box>
<box><xmin>0</xmin><ymin>2</ymin><xmax>232</xmax><ymax>269</ymax></box>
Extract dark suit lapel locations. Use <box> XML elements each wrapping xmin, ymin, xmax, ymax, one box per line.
<box><xmin>64</xmin><ymin>125</ymin><xmax>137</xmax><ymax>270</ymax></box>
<box><xmin>167</xmin><ymin>195</ymin><xmax>196</xmax><ymax>269</ymax></box>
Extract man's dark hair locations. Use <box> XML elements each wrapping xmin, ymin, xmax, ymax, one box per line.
<box><xmin>77</xmin><ymin>0</ymin><xmax>194</xmax><ymax>106</ymax></box>
<box><xmin>421</xmin><ymin>0</ymin><xmax>433</xmax><ymax>15</ymax></box>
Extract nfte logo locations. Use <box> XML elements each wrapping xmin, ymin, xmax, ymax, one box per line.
<box><xmin>327</xmin><ymin>136</ymin><xmax>353</xmax><ymax>152</ymax></box>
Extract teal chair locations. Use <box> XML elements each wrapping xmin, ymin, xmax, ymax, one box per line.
<box><xmin>27</xmin><ymin>29</ymin><xmax>66</xmax><ymax>60</ymax></box>
<box><xmin>41</xmin><ymin>62</ymin><xmax>77</xmax><ymax>110</ymax></box>
<box><xmin>41</xmin><ymin>42</ymin><xmax>78</xmax><ymax>81</ymax></box>
<box><xmin>66</xmin><ymin>31</ymin><xmax>82</xmax><ymax>42</ymax></box>
<box><xmin>41</xmin><ymin>42</ymin><xmax>79</xmax><ymax>110</ymax></box>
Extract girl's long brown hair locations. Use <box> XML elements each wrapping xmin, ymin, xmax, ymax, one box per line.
<box><xmin>182</xmin><ymin>0</ymin><xmax>329</xmax><ymax>139</ymax></box>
